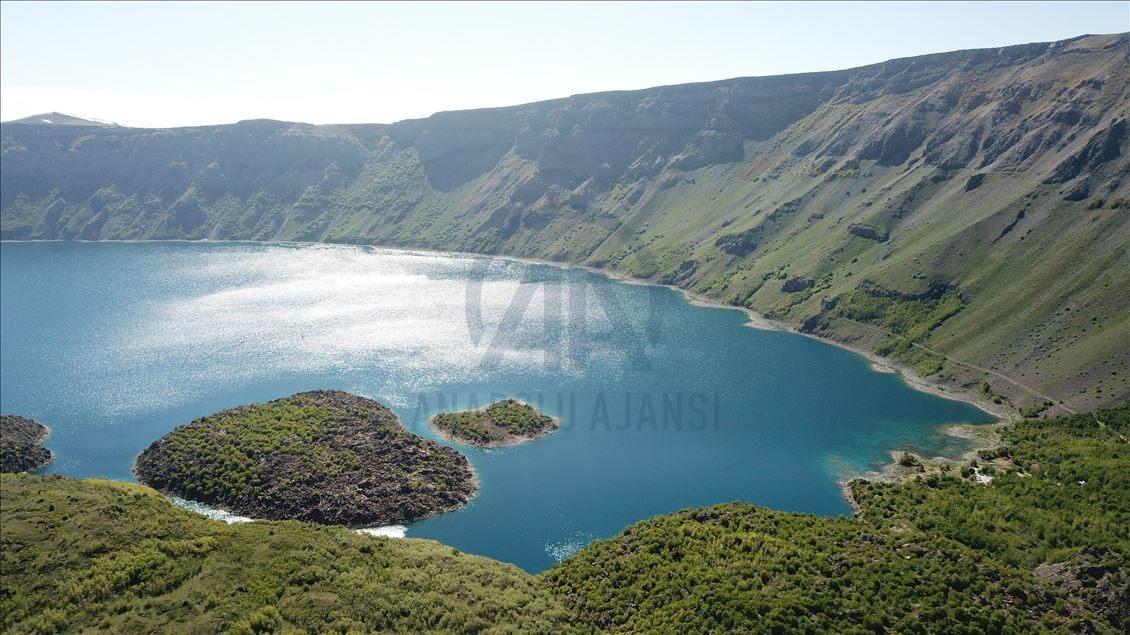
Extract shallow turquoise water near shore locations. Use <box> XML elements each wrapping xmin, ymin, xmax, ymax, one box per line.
<box><xmin>0</xmin><ymin>241</ymin><xmax>993</xmax><ymax>571</ymax></box>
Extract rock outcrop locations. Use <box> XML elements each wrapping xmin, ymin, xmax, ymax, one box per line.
<box><xmin>0</xmin><ymin>415</ymin><xmax>52</xmax><ymax>473</ymax></box>
<box><xmin>134</xmin><ymin>391</ymin><xmax>476</xmax><ymax>525</ymax></box>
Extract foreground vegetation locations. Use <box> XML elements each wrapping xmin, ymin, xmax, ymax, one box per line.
<box><xmin>549</xmin><ymin>405</ymin><xmax>1129</xmax><ymax>633</ymax></box>
<box><xmin>547</xmin><ymin>503</ymin><xmax>1082</xmax><ymax>633</ymax></box>
<box><xmin>0</xmin><ymin>475</ymin><xmax>571</xmax><ymax>634</ymax></box>
<box><xmin>852</xmin><ymin>407</ymin><xmax>1130</xmax><ymax>629</ymax></box>
<box><xmin>3</xmin><ymin>406</ymin><xmax>1126</xmax><ymax>632</ymax></box>
<box><xmin>430</xmin><ymin>399</ymin><xmax>559</xmax><ymax>447</ymax></box>
<box><xmin>134</xmin><ymin>391</ymin><xmax>476</xmax><ymax>525</ymax></box>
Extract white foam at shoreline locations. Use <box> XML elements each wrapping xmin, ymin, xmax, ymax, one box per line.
<box><xmin>357</xmin><ymin>525</ymin><xmax>408</xmax><ymax>539</ymax></box>
<box><xmin>171</xmin><ymin>497</ymin><xmax>253</xmax><ymax>524</ymax></box>
<box><xmin>173</xmin><ymin>497</ymin><xmax>409</xmax><ymax>538</ymax></box>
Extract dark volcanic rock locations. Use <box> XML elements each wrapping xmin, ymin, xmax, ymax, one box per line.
<box><xmin>1033</xmin><ymin>548</ymin><xmax>1130</xmax><ymax>631</ymax></box>
<box><xmin>848</xmin><ymin>223</ymin><xmax>889</xmax><ymax>242</ymax></box>
<box><xmin>134</xmin><ymin>390</ymin><xmax>476</xmax><ymax>525</ymax></box>
<box><xmin>714</xmin><ymin>228</ymin><xmax>760</xmax><ymax>257</ymax></box>
<box><xmin>660</xmin><ymin>259</ymin><xmax>698</xmax><ymax>286</ymax></box>
<box><xmin>782</xmin><ymin>277</ymin><xmax>815</xmax><ymax>293</ymax></box>
<box><xmin>799</xmin><ymin>313</ymin><xmax>826</xmax><ymax>333</ymax></box>
<box><xmin>1063</xmin><ymin>179</ymin><xmax>1092</xmax><ymax>202</ymax></box>
<box><xmin>858</xmin><ymin>121</ymin><xmax>927</xmax><ymax>166</ymax></box>
<box><xmin>0</xmin><ymin>415</ymin><xmax>53</xmax><ymax>473</ymax></box>
<box><xmin>1044</xmin><ymin>119</ymin><xmax>1127</xmax><ymax>184</ymax></box>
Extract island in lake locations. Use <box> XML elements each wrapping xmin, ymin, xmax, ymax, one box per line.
<box><xmin>430</xmin><ymin>399</ymin><xmax>560</xmax><ymax>447</ymax></box>
<box><xmin>134</xmin><ymin>390</ymin><xmax>477</xmax><ymax>525</ymax></box>
<box><xmin>0</xmin><ymin>415</ymin><xmax>53</xmax><ymax>473</ymax></box>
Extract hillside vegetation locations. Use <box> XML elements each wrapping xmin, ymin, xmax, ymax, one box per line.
<box><xmin>549</xmin><ymin>405</ymin><xmax>1130</xmax><ymax>632</ymax></box>
<box><xmin>3</xmin><ymin>406</ymin><xmax>1127</xmax><ymax>633</ymax></box>
<box><xmin>2</xmin><ymin>34</ymin><xmax>1128</xmax><ymax>412</ymax></box>
<box><xmin>0</xmin><ymin>475</ymin><xmax>571</xmax><ymax>634</ymax></box>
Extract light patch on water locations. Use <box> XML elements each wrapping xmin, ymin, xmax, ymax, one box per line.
<box><xmin>35</xmin><ymin>243</ymin><xmax>664</xmax><ymax>418</ymax></box>
<box><xmin>172</xmin><ymin>497</ymin><xmax>254</xmax><ymax>524</ymax></box>
<box><xmin>545</xmin><ymin>531</ymin><xmax>598</xmax><ymax>562</ymax></box>
<box><xmin>98</xmin><ymin>245</ymin><xmax>614</xmax><ymax>414</ymax></box>
<box><xmin>357</xmin><ymin>525</ymin><xmax>408</xmax><ymax>539</ymax></box>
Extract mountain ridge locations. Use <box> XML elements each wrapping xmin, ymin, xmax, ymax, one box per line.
<box><xmin>6</xmin><ymin>33</ymin><xmax>1120</xmax><ymax>130</ymax></box>
<box><xmin>4</xmin><ymin>112</ymin><xmax>116</xmax><ymax>127</ymax></box>
<box><xmin>3</xmin><ymin>32</ymin><xmax>1128</xmax><ymax>414</ymax></box>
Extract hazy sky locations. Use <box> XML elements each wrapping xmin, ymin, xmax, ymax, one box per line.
<box><xmin>2</xmin><ymin>1</ymin><xmax>1126</xmax><ymax>127</ymax></box>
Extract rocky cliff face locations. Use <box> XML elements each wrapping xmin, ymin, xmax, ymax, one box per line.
<box><xmin>3</xmin><ymin>34</ymin><xmax>1128</xmax><ymax>412</ymax></box>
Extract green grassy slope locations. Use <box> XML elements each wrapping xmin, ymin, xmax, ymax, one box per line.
<box><xmin>0</xmin><ymin>475</ymin><xmax>572</xmax><ymax>634</ymax></box>
<box><xmin>3</xmin><ymin>34</ymin><xmax>1128</xmax><ymax>413</ymax></box>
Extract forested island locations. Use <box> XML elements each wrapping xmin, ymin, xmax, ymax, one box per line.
<box><xmin>0</xmin><ymin>415</ymin><xmax>53</xmax><ymax>473</ymax></box>
<box><xmin>134</xmin><ymin>391</ymin><xmax>477</xmax><ymax>525</ymax></box>
<box><xmin>429</xmin><ymin>399</ymin><xmax>559</xmax><ymax>447</ymax></box>
<box><xmin>3</xmin><ymin>405</ymin><xmax>1125</xmax><ymax>633</ymax></box>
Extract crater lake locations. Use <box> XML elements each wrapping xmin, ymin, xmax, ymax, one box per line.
<box><xmin>0</xmin><ymin>241</ymin><xmax>994</xmax><ymax>571</ymax></box>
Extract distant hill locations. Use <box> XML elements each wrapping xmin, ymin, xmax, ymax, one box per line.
<box><xmin>4</xmin><ymin>112</ymin><xmax>116</xmax><ymax>127</ymax></box>
<box><xmin>2</xmin><ymin>33</ymin><xmax>1128</xmax><ymax>413</ymax></box>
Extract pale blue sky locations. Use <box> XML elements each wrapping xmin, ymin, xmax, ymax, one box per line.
<box><xmin>2</xmin><ymin>1</ymin><xmax>1127</xmax><ymax>127</ymax></box>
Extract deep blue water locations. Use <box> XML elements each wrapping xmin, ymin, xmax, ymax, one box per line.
<box><xmin>0</xmin><ymin>241</ymin><xmax>993</xmax><ymax>571</ymax></box>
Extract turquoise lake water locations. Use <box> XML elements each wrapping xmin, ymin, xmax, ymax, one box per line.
<box><xmin>0</xmin><ymin>241</ymin><xmax>994</xmax><ymax>571</ymax></box>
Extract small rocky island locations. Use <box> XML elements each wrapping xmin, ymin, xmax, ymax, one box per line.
<box><xmin>430</xmin><ymin>399</ymin><xmax>559</xmax><ymax>447</ymax></box>
<box><xmin>134</xmin><ymin>390</ymin><xmax>477</xmax><ymax>525</ymax></box>
<box><xmin>0</xmin><ymin>415</ymin><xmax>54</xmax><ymax>473</ymax></box>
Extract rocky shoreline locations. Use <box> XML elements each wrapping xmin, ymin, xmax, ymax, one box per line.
<box><xmin>0</xmin><ymin>415</ymin><xmax>53</xmax><ymax>473</ymax></box>
<box><xmin>134</xmin><ymin>390</ymin><xmax>477</xmax><ymax>526</ymax></box>
<box><xmin>838</xmin><ymin>420</ymin><xmax>1010</xmax><ymax>516</ymax></box>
